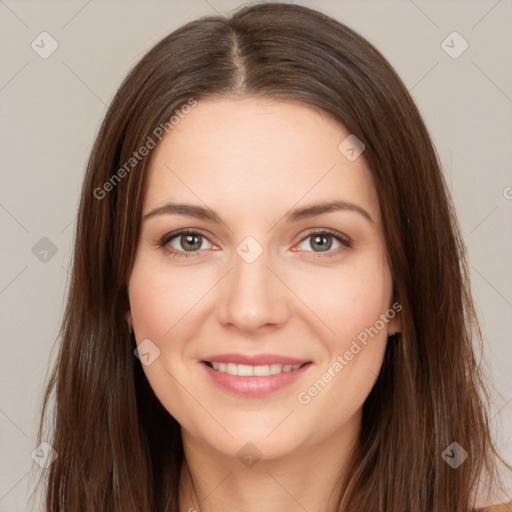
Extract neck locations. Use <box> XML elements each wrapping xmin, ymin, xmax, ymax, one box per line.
<box><xmin>178</xmin><ymin>412</ymin><xmax>361</xmax><ymax>512</ymax></box>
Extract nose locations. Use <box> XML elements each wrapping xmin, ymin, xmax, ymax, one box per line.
<box><xmin>217</xmin><ymin>244</ymin><xmax>290</xmax><ymax>332</ymax></box>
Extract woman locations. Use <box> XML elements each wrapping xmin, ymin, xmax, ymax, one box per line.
<box><xmin>34</xmin><ymin>2</ymin><xmax>511</xmax><ymax>511</ymax></box>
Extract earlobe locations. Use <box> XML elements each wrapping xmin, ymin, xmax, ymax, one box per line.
<box><xmin>386</xmin><ymin>302</ymin><xmax>402</xmax><ymax>337</ymax></box>
<box><xmin>125</xmin><ymin>311</ymin><xmax>133</xmax><ymax>333</ymax></box>
<box><xmin>387</xmin><ymin>318</ymin><xmax>401</xmax><ymax>337</ymax></box>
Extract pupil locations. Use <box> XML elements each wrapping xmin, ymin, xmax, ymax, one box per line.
<box><xmin>312</xmin><ymin>234</ymin><xmax>331</xmax><ymax>252</ymax></box>
<box><xmin>183</xmin><ymin>234</ymin><xmax>201</xmax><ymax>251</ymax></box>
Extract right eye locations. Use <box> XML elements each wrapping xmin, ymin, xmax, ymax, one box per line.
<box><xmin>160</xmin><ymin>230</ymin><xmax>216</xmax><ymax>258</ymax></box>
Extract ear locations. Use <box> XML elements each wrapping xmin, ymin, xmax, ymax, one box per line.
<box><xmin>125</xmin><ymin>310</ymin><xmax>133</xmax><ymax>331</ymax></box>
<box><xmin>386</xmin><ymin>301</ymin><xmax>402</xmax><ymax>336</ymax></box>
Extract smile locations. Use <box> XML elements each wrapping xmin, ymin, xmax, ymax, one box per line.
<box><xmin>201</xmin><ymin>360</ymin><xmax>313</xmax><ymax>396</ymax></box>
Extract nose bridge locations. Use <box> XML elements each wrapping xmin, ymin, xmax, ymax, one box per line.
<box><xmin>219</xmin><ymin>236</ymin><xmax>288</xmax><ymax>330</ymax></box>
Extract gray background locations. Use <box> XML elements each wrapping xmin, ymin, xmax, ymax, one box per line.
<box><xmin>1</xmin><ymin>0</ymin><xmax>511</xmax><ymax>509</ymax></box>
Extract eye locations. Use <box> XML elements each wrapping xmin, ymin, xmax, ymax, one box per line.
<box><xmin>159</xmin><ymin>229</ymin><xmax>215</xmax><ymax>258</ymax></box>
<box><xmin>294</xmin><ymin>229</ymin><xmax>352</xmax><ymax>258</ymax></box>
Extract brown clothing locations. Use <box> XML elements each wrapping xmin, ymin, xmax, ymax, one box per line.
<box><xmin>477</xmin><ymin>502</ymin><xmax>512</xmax><ymax>512</ymax></box>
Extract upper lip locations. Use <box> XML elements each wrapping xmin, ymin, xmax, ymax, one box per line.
<box><xmin>201</xmin><ymin>353</ymin><xmax>311</xmax><ymax>366</ymax></box>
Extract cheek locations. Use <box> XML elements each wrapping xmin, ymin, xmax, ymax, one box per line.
<box><xmin>291</xmin><ymin>253</ymin><xmax>393</xmax><ymax>414</ymax></box>
<box><xmin>128</xmin><ymin>257</ymin><xmax>210</xmax><ymax>339</ymax></box>
<box><xmin>291</xmin><ymin>252</ymin><xmax>393</xmax><ymax>345</ymax></box>
<box><xmin>127</xmin><ymin>258</ymin><xmax>209</xmax><ymax>427</ymax></box>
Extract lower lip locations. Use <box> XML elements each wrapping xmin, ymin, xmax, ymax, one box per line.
<box><xmin>200</xmin><ymin>362</ymin><xmax>313</xmax><ymax>397</ymax></box>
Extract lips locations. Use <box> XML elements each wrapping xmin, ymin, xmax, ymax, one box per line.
<box><xmin>200</xmin><ymin>357</ymin><xmax>313</xmax><ymax>396</ymax></box>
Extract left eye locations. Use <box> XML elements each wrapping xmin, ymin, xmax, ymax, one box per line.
<box><xmin>295</xmin><ymin>231</ymin><xmax>349</xmax><ymax>254</ymax></box>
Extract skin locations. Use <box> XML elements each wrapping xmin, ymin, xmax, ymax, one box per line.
<box><xmin>126</xmin><ymin>97</ymin><xmax>401</xmax><ymax>512</ymax></box>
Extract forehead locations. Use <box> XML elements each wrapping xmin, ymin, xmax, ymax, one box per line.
<box><xmin>143</xmin><ymin>97</ymin><xmax>380</xmax><ymax>225</ymax></box>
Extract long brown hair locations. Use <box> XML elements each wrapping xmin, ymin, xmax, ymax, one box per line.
<box><xmin>34</xmin><ymin>2</ymin><xmax>510</xmax><ymax>510</ymax></box>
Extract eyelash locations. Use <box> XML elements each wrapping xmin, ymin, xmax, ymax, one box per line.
<box><xmin>158</xmin><ymin>228</ymin><xmax>352</xmax><ymax>259</ymax></box>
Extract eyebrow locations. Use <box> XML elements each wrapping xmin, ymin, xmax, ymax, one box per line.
<box><xmin>143</xmin><ymin>199</ymin><xmax>374</xmax><ymax>225</ymax></box>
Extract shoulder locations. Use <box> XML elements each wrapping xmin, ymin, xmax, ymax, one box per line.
<box><xmin>475</xmin><ymin>502</ymin><xmax>512</xmax><ymax>512</ymax></box>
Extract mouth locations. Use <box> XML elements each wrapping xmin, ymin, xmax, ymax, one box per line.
<box><xmin>202</xmin><ymin>360</ymin><xmax>311</xmax><ymax>377</ymax></box>
<box><xmin>199</xmin><ymin>355</ymin><xmax>313</xmax><ymax>396</ymax></box>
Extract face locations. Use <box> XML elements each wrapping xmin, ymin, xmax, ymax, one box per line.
<box><xmin>127</xmin><ymin>97</ymin><xmax>400</xmax><ymax>460</ymax></box>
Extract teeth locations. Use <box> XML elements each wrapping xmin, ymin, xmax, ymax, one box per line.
<box><xmin>237</xmin><ymin>364</ymin><xmax>253</xmax><ymax>376</ymax></box>
<box><xmin>210</xmin><ymin>362</ymin><xmax>302</xmax><ymax>376</ymax></box>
